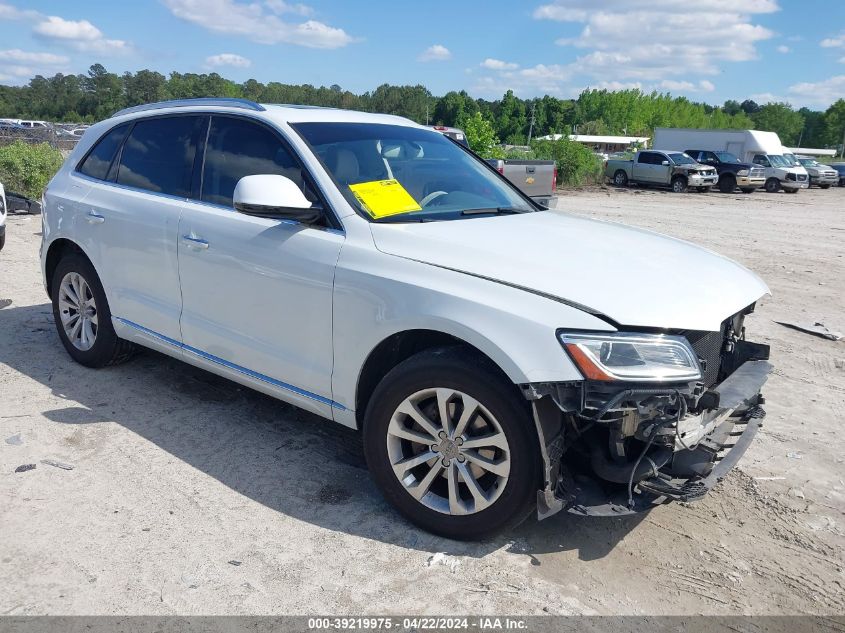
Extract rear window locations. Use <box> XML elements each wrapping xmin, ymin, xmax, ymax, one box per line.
<box><xmin>116</xmin><ymin>116</ymin><xmax>203</xmax><ymax>197</ymax></box>
<box><xmin>77</xmin><ymin>124</ymin><xmax>130</xmax><ymax>181</ymax></box>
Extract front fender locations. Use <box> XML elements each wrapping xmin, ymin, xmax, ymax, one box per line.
<box><xmin>330</xmin><ymin>244</ymin><xmax>614</xmax><ymax>427</ymax></box>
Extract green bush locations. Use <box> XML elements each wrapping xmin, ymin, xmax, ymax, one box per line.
<box><xmin>530</xmin><ymin>138</ymin><xmax>603</xmax><ymax>187</ymax></box>
<box><xmin>0</xmin><ymin>141</ymin><xmax>64</xmax><ymax>199</ymax></box>
<box><xmin>458</xmin><ymin>111</ymin><xmax>504</xmax><ymax>159</ymax></box>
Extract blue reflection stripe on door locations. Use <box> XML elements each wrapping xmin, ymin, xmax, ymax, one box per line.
<box><xmin>114</xmin><ymin>317</ymin><xmax>346</xmax><ymax>410</ymax></box>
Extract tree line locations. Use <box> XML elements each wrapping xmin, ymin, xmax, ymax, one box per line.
<box><xmin>1</xmin><ymin>63</ymin><xmax>843</xmax><ymax>150</ymax></box>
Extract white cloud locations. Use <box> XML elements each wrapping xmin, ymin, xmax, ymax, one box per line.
<box><xmin>658</xmin><ymin>79</ymin><xmax>716</xmax><ymax>92</ymax></box>
<box><xmin>205</xmin><ymin>53</ymin><xmax>252</xmax><ymax>68</ymax></box>
<box><xmin>163</xmin><ymin>0</ymin><xmax>355</xmax><ymax>49</ymax></box>
<box><xmin>33</xmin><ymin>15</ymin><xmax>129</xmax><ymax>53</ymax></box>
<box><xmin>840</xmin><ymin>56</ymin><xmax>845</xmax><ymax>64</ymax></box>
<box><xmin>534</xmin><ymin>0</ymin><xmax>779</xmax><ymax>21</ymax></box>
<box><xmin>788</xmin><ymin>75</ymin><xmax>845</xmax><ymax>106</ymax></box>
<box><xmin>418</xmin><ymin>44</ymin><xmax>451</xmax><ymax>62</ymax></box>
<box><xmin>0</xmin><ymin>2</ymin><xmax>37</xmax><ymax>20</ymax></box>
<box><xmin>821</xmin><ymin>33</ymin><xmax>845</xmax><ymax>48</ymax></box>
<box><xmin>264</xmin><ymin>0</ymin><xmax>313</xmax><ymax>16</ymax></box>
<box><xmin>776</xmin><ymin>45</ymin><xmax>790</xmax><ymax>53</ymax></box>
<box><xmin>749</xmin><ymin>92</ymin><xmax>786</xmax><ymax>104</ymax></box>
<box><xmin>517</xmin><ymin>0</ymin><xmax>779</xmax><ymax>95</ymax></box>
<box><xmin>480</xmin><ymin>58</ymin><xmax>518</xmax><ymax>70</ymax></box>
<box><xmin>0</xmin><ymin>49</ymin><xmax>68</xmax><ymax>65</ymax></box>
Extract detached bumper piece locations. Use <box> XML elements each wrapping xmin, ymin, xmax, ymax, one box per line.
<box><xmin>560</xmin><ymin>360</ymin><xmax>772</xmax><ymax>517</ymax></box>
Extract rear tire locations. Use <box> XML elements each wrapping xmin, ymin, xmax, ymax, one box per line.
<box><xmin>671</xmin><ymin>176</ymin><xmax>688</xmax><ymax>193</ymax></box>
<box><xmin>363</xmin><ymin>347</ymin><xmax>540</xmax><ymax>540</ymax></box>
<box><xmin>51</xmin><ymin>253</ymin><xmax>136</xmax><ymax>368</ymax></box>
<box><xmin>718</xmin><ymin>176</ymin><xmax>736</xmax><ymax>193</ymax></box>
<box><xmin>613</xmin><ymin>170</ymin><xmax>628</xmax><ymax>187</ymax></box>
<box><xmin>764</xmin><ymin>178</ymin><xmax>780</xmax><ymax>193</ymax></box>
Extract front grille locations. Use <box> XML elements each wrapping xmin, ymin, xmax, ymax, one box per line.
<box><xmin>685</xmin><ymin>326</ymin><xmax>726</xmax><ymax>387</ymax></box>
<box><xmin>750</xmin><ymin>168</ymin><xmax>765</xmax><ymax>178</ymax></box>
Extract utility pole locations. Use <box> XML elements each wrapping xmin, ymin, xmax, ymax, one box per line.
<box><xmin>425</xmin><ymin>104</ymin><xmax>429</xmax><ymax>126</ymax></box>
<box><xmin>527</xmin><ymin>101</ymin><xmax>536</xmax><ymax>146</ymax></box>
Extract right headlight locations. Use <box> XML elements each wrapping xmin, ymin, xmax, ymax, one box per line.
<box><xmin>559</xmin><ymin>332</ymin><xmax>702</xmax><ymax>382</ymax></box>
<box><xmin>737</xmin><ymin>169</ymin><xmax>749</xmax><ymax>176</ymax></box>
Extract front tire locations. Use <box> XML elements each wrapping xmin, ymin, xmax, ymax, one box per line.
<box><xmin>671</xmin><ymin>176</ymin><xmax>688</xmax><ymax>193</ymax></box>
<box><xmin>764</xmin><ymin>178</ymin><xmax>781</xmax><ymax>193</ymax></box>
<box><xmin>51</xmin><ymin>254</ymin><xmax>135</xmax><ymax>368</ymax></box>
<box><xmin>718</xmin><ymin>175</ymin><xmax>736</xmax><ymax>193</ymax></box>
<box><xmin>363</xmin><ymin>347</ymin><xmax>540</xmax><ymax>540</ymax></box>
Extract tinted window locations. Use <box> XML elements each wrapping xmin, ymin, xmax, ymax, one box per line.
<box><xmin>685</xmin><ymin>150</ymin><xmax>701</xmax><ymax>161</ymax></box>
<box><xmin>201</xmin><ymin>116</ymin><xmax>313</xmax><ymax>208</ymax></box>
<box><xmin>78</xmin><ymin>124</ymin><xmax>129</xmax><ymax>181</ymax></box>
<box><xmin>117</xmin><ymin>116</ymin><xmax>202</xmax><ymax>196</ymax></box>
<box><xmin>637</xmin><ymin>152</ymin><xmax>655</xmax><ymax>164</ymax></box>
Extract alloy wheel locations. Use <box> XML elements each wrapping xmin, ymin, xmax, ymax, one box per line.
<box><xmin>386</xmin><ymin>388</ymin><xmax>511</xmax><ymax>515</ymax></box>
<box><xmin>58</xmin><ymin>272</ymin><xmax>98</xmax><ymax>351</ymax></box>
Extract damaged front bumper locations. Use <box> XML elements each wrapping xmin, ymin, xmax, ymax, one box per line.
<box><xmin>530</xmin><ymin>347</ymin><xmax>772</xmax><ymax>519</ymax></box>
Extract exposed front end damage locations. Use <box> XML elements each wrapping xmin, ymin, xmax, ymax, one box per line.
<box><xmin>527</xmin><ymin>305</ymin><xmax>772</xmax><ymax>518</ymax></box>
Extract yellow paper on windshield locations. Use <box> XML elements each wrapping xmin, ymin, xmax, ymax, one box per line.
<box><xmin>349</xmin><ymin>179</ymin><xmax>422</xmax><ymax>219</ymax></box>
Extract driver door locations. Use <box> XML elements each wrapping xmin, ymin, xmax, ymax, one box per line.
<box><xmin>177</xmin><ymin>115</ymin><xmax>344</xmax><ymax>417</ymax></box>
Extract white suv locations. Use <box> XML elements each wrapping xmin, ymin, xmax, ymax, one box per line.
<box><xmin>41</xmin><ymin>98</ymin><xmax>773</xmax><ymax>539</ymax></box>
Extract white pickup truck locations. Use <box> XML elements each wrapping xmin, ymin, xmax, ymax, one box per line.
<box><xmin>606</xmin><ymin>150</ymin><xmax>719</xmax><ymax>193</ymax></box>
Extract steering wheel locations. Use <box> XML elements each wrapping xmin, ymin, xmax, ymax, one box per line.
<box><xmin>420</xmin><ymin>191</ymin><xmax>448</xmax><ymax>208</ymax></box>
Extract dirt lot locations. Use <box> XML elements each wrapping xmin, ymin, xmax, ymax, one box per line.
<box><xmin>1</xmin><ymin>186</ymin><xmax>844</xmax><ymax>616</ymax></box>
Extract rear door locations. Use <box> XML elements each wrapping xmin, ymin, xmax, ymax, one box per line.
<box><xmin>633</xmin><ymin>152</ymin><xmax>659</xmax><ymax>182</ymax></box>
<box><xmin>76</xmin><ymin>115</ymin><xmax>204</xmax><ymax>341</ymax></box>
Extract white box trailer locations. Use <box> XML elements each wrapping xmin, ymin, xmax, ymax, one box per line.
<box><xmin>653</xmin><ymin>128</ymin><xmax>809</xmax><ymax>193</ymax></box>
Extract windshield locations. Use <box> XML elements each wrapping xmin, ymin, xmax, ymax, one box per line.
<box><xmin>797</xmin><ymin>158</ymin><xmax>818</xmax><ymax>167</ymax></box>
<box><xmin>768</xmin><ymin>155</ymin><xmax>792</xmax><ymax>168</ymax></box>
<box><xmin>293</xmin><ymin>122</ymin><xmax>534</xmax><ymax>222</ymax></box>
<box><xmin>782</xmin><ymin>153</ymin><xmax>798</xmax><ymax>165</ymax></box>
<box><xmin>714</xmin><ymin>151</ymin><xmax>740</xmax><ymax>163</ymax></box>
<box><xmin>668</xmin><ymin>152</ymin><xmax>697</xmax><ymax>165</ymax></box>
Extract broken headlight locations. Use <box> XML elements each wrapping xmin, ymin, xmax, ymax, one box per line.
<box><xmin>559</xmin><ymin>332</ymin><xmax>701</xmax><ymax>382</ymax></box>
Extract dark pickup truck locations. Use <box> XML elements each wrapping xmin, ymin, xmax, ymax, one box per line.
<box><xmin>684</xmin><ymin>149</ymin><xmax>766</xmax><ymax>193</ymax></box>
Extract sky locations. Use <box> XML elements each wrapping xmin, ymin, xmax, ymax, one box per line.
<box><xmin>0</xmin><ymin>0</ymin><xmax>844</xmax><ymax>109</ymax></box>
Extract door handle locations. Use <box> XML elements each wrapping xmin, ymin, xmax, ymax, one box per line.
<box><xmin>86</xmin><ymin>210</ymin><xmax>105</xmax><ymax>224</ymax></box>
<box><xmin>181</xmin><ymin>235</ymin><xmax>209</xmax><ymax>250</ymax></box>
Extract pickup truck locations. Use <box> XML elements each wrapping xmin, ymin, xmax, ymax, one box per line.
<box><xmin>796</xmin><ymin>157</ymin><xmax>838</xmax><ymax>188</ymax></box>
<box><xmin>684</xmin><ymin>149</ymin><xmax>765</xmax><ymax>193</ymax></box>
<box><xmin>485</xmin><ymin>159</ymin><xmax>557</xmax><ymax>208</ymax></box>
<box><xmin>429</xmin><ymin>126</ymin><xmax>558</xmax><ymax>208</ymax></box>
<box><xmin>606</xmin><ymin>150</ymin><xmax>719</xmax><ymax>193</ymax></box>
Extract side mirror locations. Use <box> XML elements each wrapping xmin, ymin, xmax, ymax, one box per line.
<box><xmin>661</xmin><ymin>160</ymin><xmax>670</xmax><ymax>166</ymax></box>
<box><xmin>233</xmin><ymin>175</ymin><xmax>321</xmax><ymax>224</ymax></box>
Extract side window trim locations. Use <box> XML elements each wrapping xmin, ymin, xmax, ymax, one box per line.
<box><xmin>197</xmin><ymin>113</ymin><xmax>341</xmax><ymax>231</ymax></box>
<box><xmin>106</xmin><ymin>120</ymin><xmax>135</xmax><ymax>182</ymax></box>
<box><xmin>74</xmin><ymin>122</ymin><xmax>131</xmax><ymax>182</ymax></box>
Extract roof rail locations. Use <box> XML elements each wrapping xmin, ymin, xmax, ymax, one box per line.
<box><xmin>112</xmin><ymin>98</ymin><xmax>265</xmax><ymax>118</ymax></box>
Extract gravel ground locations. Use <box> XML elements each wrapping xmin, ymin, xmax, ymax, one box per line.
<box><xmin>1</xmin><ymin>186</ymin><xmax>844</xmax><ymax>616</ymax></box>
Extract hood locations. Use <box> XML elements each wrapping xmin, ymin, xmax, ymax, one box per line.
<box><xmin>370</xmin><ymin>212</ymin><xmax>769</xmax><ymax>332</ymax></box>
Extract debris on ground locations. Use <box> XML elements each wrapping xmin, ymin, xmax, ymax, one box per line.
<box><xmin>5</xmin><ymin>434</ymin><xmax>23</xmax><ymax>445</ymax></box>
<box><xmin>426</xmin><ymin>552</ymin><xmax>461</xmax><ymax>572</ymax></box>
<box><xmin>775</xmin><ymin>320</ymin><xmax>842</xmax><ymax>341</ymax></box>
<box><xmin>14</xmin><ymin>464</ymin><xmax>36</xmax><ymax>473</ymax></box>
<box><xmin>228</xmin><ymin>560</ymin><xmax>242</xmax><ymax>566</ymax></box>
<box><xmin>40</xmin><ymin>459</ymin><xmax>74</xmax><ymax>471</ymax></box>
<box><xmin>787</xmin><ymin>452</ymin><xmax>803</xmax><ymax>459</ymax></box>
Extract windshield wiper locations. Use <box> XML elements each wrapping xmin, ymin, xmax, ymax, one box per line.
<box><xmin>460</xmin><ymin>207</ymin><xmax>525</xmax><ymax>216</ymax></box>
